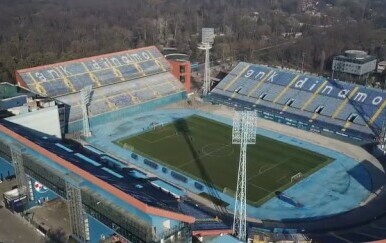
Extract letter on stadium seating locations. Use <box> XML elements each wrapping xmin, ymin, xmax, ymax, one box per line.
<box><xmin>110</xmin><ymin>57</ymin><xmax>122</xmax><ymax>67</ymax></box>
<box><xmin>254</xmin><ymin>71</ymin><xmax>265</xmax><ymax>80</ymax></box>
<box><xmin>92</xmin><ymin>60</ymin><xmax>102</xmax><ymax>70</ymax></box>
<box><xmin>321</xmin><ymin>85</ymin><xmax>333</xmax><ymax>95</ymax></box>
<box><xmin>353</xmin><ymin>92</ymin><xmax>368</xmax><ymax>102</ymax></box>
<box><xmin>58</xmin><ymin>66</ymin><xmax>72</xmax><ymax>76</ymax></box>
<box><xmin>245</xmin><ymin>69</ymin><xmax>254</xmax><ymax>78</ymax></box>
<box><xmin>338</xmin><ymin>89</ymin><xmax>350</xmax><ymax>98</ymax></box>
<box><xmin>294</xmin><ymin>78</ymin><xmax>308</xmax><ymax>89</ymax></box>
<box><xmin>130</xmin><ymin>54</ymin><xmax>142</xmax><ymax>62</ymax></box>
<box><xmin>372</xmin><ymin>96</ymin><xmax>383</xmax><ymax>106</ymax></box>
<box><xmin>267</xmin><ymin>71</ymin><xmax>278</xmax><ymax>82</ymax></box>
<box><xmin>141</xmin><ymin>51</ymin><xmax>151</xmax><ymax>60</ymax></box>
<box><xmin>47</xmin><ymin>69</ymin><xmax>61</xmax><ymax>79</ymax></box>
<box><xmin>35</xmin><ymin>72</ymin><xmax>47</xmax><ymax>82</ymax></box>
<box><xmin>308</xmin><ymin>80</ymin><xmax>319</xmax><ymax>91</ymax></box>
<box><xmin>121</xmin><ymin>55</ymin><xmax>133</xmax><ymax>65</ymax></box>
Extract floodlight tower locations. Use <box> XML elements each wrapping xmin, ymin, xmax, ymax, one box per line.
<box><xmin>80</xmin><ymin>85</ymin><xmax>93</xmax><ymax>137</ymax></box>
<box><xmin>66</xmin><ymin>177</ymin><xmax>90</xmax><ymax>242</ymax></box>
<box><xmin>380</xmin><ymin>117</ymin><xmax>386</xmax><ymax>151</ymax></box>
<box><xmin>10</xmin><ymin>144</ymin><xmax>32</xmax><ymax>201</ymax></box>
<box><xmin>198</xmin><ymin>28</ymin><xmax>215</xmax><ymax>96</ymax></box>
<box><xmin>232</xmin><ymin>110</ymin><xmax>257</xmax><ymax>241</ymax></box>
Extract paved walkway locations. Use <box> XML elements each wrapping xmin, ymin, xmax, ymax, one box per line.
<box><xmin>0</xmin><ymin>180</ymin><xmax>45</xmax><ymax>243</ymax></box>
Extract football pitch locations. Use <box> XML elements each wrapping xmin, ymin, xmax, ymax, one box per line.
<box><xmin>116</xmin><ymin>115</ymin><xmax>333</xmax><ymax>205</ymax></box>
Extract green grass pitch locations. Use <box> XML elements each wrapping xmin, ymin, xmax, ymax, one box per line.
<box><xmin>116</xmin><ymin>115</ymin><xmax>333</xmax><ymax>205</ymax></box>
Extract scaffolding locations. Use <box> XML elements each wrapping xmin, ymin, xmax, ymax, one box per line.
<box><xmin>380</xmin><ymin>118</ymin><xmax>386</xmax><ymax>151</ymax></box>
<box><xmin>232</xmin><ymin>110</ymin><xmax>257</xmax><ymax>241</ymax></box>
<box><xmin>10</xmin><ymin>144</ymin><xmax>32</xmax><ymax>201</ymax></box>
<box><xmin>66</xmin><ymin>178</ymin><xmax>90</xmax><ymax>242</ymax></box>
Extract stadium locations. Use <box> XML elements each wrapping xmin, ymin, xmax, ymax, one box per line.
<box><xmin>0</xmin><ymin>45</ymin><xmax>386</xmax><ymax>242</ymax></box>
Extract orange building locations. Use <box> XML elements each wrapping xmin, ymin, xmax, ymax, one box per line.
<box><xmin>166</xmin><ymin>54</ymin><xmax>192</xmax><ymax>93</ymax></box>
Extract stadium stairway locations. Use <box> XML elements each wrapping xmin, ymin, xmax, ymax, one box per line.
<box><xmin>369</xmin><ymin>100</ymin><xmax>386</xmax><ymax>126</ymax></box>
<box><xmin>331</xmin><ymin>87</ymin><xmax>359</xmax><ymax>119</ymax></box>
<box><xmin>272</xmin><ymin>75</ymin><xmax>300</xmax><ymax>104</ymax></box>
<box><xmin>223</xmin><ymin>64</ymin><xmax>251</xmax><ymax>91</ymax></box>
<box><xmin>247</xmin><ymin>70</ymin><xmax>274</xmax><ymax>97</ymax></box>
<box><xmin>300</xmin><ymin>80</ymin><xmax>328</xmax><ymax>111</ymax></box>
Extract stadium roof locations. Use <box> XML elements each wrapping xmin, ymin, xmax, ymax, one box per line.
<box><xmin>15</xmin><ymin>46</ymin><xmax>171</xmax><ymax>97</ymax></box>
<box><xmin>0</xmin><ymin>120</ymin><xmax>195</xmax><ymax>223</ymax></box>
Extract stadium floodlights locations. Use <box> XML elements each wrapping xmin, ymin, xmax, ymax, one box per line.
<box><xmin>80</xmin><ymin>85</ymin><xmax>93</xmax><ymax>137</ymax></box>
<box><xmin>232</xmin><ymin>110</ymin><xmax>257</xmax><ymax>145</ymax></box>
<box><xmin>232</xmin><ymin>110</ymin><xmax>256</xmax><ymax>241</ymax></box>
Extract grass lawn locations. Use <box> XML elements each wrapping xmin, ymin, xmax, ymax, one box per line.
<box><xmin>116</xmin><ymin>115</ymin><xmax>333</xmax><ymax>205</ymax></box>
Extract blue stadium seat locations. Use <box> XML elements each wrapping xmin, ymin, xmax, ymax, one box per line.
<box><xmin>68</xmin><ymin>74</ymin><xmax>94</xmax><ymax>90</ymax></box>
<box><xmin>291</xmin><ymin>91</ymin><xmax>314</xmax><ymax>109</ymax></box>
<box><xmin>268</xmin><ymin>70</ymin><xmax>296</xmax><ymax>86</ymax></box>
<box><xmin>208</xmin><ymin>62</ymin><xmax>386</xmax><ymax>141</ymax></box>
<box><xmin>109</xmin><ymin>95</ymin><xmax>133</xmax><ymax>108</ymax></box>
<box><xmin>139</xmin><ymin>60</ymin><xmax>163</xmax><ymax>75</ymax></box>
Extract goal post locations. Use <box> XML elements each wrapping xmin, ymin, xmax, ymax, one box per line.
<box><xmin>290</xmin><ymin>172</ymin><xmax>303</xmax><ymax>183</ymax></box>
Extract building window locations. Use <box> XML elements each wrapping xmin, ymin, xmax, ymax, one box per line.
<box><xmin>180</xmin><ymin>76</ymin><xmax>185</xmax><ymax>83</ymax></box>
<box><xmin>180</xmin><ymin>65</ymin><xmax>185</xmax><ymax>73</ymax></box>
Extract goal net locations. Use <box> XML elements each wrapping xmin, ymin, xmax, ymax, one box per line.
<box><xmin>290</xmin><ymin>172</ymin><xmax>303</xmax><ymax>183</ymax></box>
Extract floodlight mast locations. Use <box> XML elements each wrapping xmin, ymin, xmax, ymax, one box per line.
<box><xmin>80</xmin><ymin>85</ymin><xmax>93</xmax><ymax>137</ymax></box>
<box><xmin>198</xmin><ymin>28</ymin><xmax>214</xmax><ymax>96</ymax></box>
<box><xmin>232</xmin><ymin>110</ymin><xmax>256</xmax><ymax>241</ymax></box>
<box><xmin>380</xmin><ymin>117</ymin><xmax>386</xmax><ymax>151</ymax></box>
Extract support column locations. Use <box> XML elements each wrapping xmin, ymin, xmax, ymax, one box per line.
<box><xmin>66</xmin><ymin>180</ymin><xmax>90</xmax><ymax>242</ymax></box>
<box><xmin>10</xmin><ymin>144</ymin><xmax>32</xmax><ymax>201</ymax></box>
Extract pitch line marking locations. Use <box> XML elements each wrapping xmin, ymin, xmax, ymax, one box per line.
<box><xmin>371</xmin><ymin>223</ymin><xmax>386</xmax><ymax>230</ymax></box>
<box><xmin>177</xmin><ymin>143</ymin><xmax>233</xmax><ymax>169</ymax></box>
<box><xmin>138</xmin><ymin>126</ymin><xmax>179</xmax><ymax>143</ymax></box>
<box><xmin>329</xmin><ymin>233</ymin><xmax>352</xmax><ymax>243</ymax></box>
<box><xmin>275</xmin><ymin>173</ymin><xmax>290</xmax><ymax>183</ymax></box>
<box><xmin>202</xmin><ymin>143</ymin><xmax>234</xmax><ymax>157</ymax></box>
<box><xmin>249</xmin><ymin>183</ymin><xmax>271</xmax><ymax>193</ymax></box>
<box><xmin>356</xmin><ymin>232</ymin><xmax>383</xmax><ymax>240</ymax></box>
<box><xmin>248</xmin><ymin>159</ymin><xmax>290</xmax><ymax>183</ymax></box>
<box><xmin>139</xmin><ymin>123</ymin><xmax>200</xmax><ymax>143</ymax></box>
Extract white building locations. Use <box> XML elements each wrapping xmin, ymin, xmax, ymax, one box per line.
<box><xmin>332</xmin><ymin>50</ymin><xmax>377</xmax><ymax>76</ymax></box>
<box><xmin>377</xmin><ymin>60</ymin><xmax>386</xmax><ymax>74</ymax></box>
<box><xmin>0</xmin><ymin>82</ymin><xmax>62</xmax><ymax>138</ymax></box>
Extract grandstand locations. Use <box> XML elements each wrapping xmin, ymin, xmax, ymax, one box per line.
<box><xmin>208</xmin><ymin>62</ymin><xmax>386</xmax><ymax>142</ymax></box>
<box><xmin>15</xmin><ymin>46</ymin><xmax>186</xmax><ymax>133</ymax></box>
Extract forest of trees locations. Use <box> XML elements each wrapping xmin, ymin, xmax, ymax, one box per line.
<box><xmin>0</xmin><ymin>0</ymin><xmax>385</xmax><ymax>82</ymax></box>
